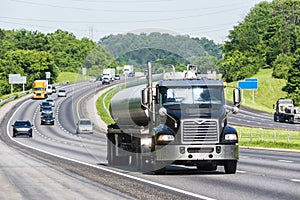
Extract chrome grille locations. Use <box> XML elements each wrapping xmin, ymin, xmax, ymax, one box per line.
<box><xmin>182</xmin><ymin>119</ymin><xmax>218</xmax><ymax>144</ymax></box>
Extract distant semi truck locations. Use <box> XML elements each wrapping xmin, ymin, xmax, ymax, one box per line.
<box><xmin>33</xmin><ymin>80</ymin><xmax>48</xmax><ymax>99</ymax></box>
<box><xmin>273</xmin><ymin>98</ymin><xmax>300</xmax><ymax>123</ymax></box>
<box><xmin>123</xmin><ymin>65</ymin><xmax>135</xmax><ymax>77</ymax></box>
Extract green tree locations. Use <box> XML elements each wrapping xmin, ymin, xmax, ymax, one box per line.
<box><xmin>272</xmin><ymin>53</ymin><xmax>295</xmax><ymax>79</ymax></box>
<box><xmin>0</xmin><ymin>50</ymin><xmax>56</xmax><ymax>94</ymax></box>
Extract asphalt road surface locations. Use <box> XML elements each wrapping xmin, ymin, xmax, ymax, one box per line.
<box><xmin>1</xmin><ymin>81</ymin><xmax>300</xmax><ymax>200</ymax></box>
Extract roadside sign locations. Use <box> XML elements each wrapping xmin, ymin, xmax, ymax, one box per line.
<box><xmin>46</xmin><ymin>72</ymin><xmax>51</xmax><ymax>79</ymax></box>
<box><xmin>244</xmin><ymin>78</ymin><xmax>258</xmax><ymax>82</ymax></box>
<box><xmin>238</xmin><ymin>81</ymin><xmax>258</xmax><ymax>90</ymax></box>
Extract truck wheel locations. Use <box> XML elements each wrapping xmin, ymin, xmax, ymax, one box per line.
<box><xmin>224</xmin><ymin>160</ymin><xmax>237</xmax><ymax>174</ymax></box>
<box><xmin>289</xmin><ymin>116</ymin><xmax>294</xmax><ymax>123</ymax></box>
<box><xmin>107</xmin><ymin>135</ymin><xmax>130</xmax><ymax>166</ymax></box>
<box><xmin>152</xmin><ymin>162</ymin><xmax>166</xmax><ymax>175</ymax></box>
<box><xmin>274</xmin><ymin>114</ymin><xmax>279</xmax><ymax>122</ymax></box>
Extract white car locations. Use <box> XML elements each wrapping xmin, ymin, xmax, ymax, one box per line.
<box><xmin>58</xmin><ymin>89</ymin><xmax>67</xmax><ymax>97</ymax></box>
<box><xmin>76</xmin><ymin>119</ymin><xmax>93</xmax><ymax>134</ymax></box>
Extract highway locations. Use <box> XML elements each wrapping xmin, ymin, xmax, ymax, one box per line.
<box><xmin>1</xmin><ymin>81</ymin><xmax>300</xmax><ymax>200</ymax></box>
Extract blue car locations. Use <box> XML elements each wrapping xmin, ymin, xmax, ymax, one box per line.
<box><xmin>12</xmin><ymin>120</ymin><xmax>33</xmax><ymax>137</ymax></box>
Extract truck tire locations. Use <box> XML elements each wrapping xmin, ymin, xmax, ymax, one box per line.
<box><xmin>274</xmin><ymin>113</ymin><xmax>279</xmax><ymax>122</ymax></box>
<box><xmin>152</xmin><ymin>162</ymin><xmax>166</xmax><ymax>175</ymax></box>
<box><xmin>107</xmin><ymin>134</ymin><xmax>130</xmax><ymax>166</ymax></box>
<box><xmin>224</xmin><ymin>160</ymin><xmax>237</xmax><ymax>174</ymax></box>
<box><xmin>289</xmin><ymin>116</ymin><xmax>294</xmax><ymax>123</ymax></box>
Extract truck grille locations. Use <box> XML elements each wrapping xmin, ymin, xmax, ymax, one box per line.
<box><xmin>181</xmin><ymin>119</ymin><xmax>219</xmax><ymax>144</ymax></box>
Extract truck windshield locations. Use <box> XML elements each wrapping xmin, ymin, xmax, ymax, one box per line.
<box><xmin>161</xmin><ymin>86</ymin><xmax>224</xmax><ymax>105</ymax></box>
<box><xmin>34</xmin><ymin>88</ymin><xmax>44</xmax><ymax>91</ymax></box>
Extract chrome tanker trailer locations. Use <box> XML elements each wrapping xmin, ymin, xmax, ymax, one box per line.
<box><xmin>107</xmin><ymin>63</ymin><xmax>241</xmax><ymax>174</ymax></box>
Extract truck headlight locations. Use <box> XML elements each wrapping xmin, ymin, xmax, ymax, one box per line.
<box><xmin>157</xmin><ymin>135</ymin><xmax>175</xmax><ymax>142</ymax></box>
<box><xmin>225</xmin><ymin>134</ymin><xmax>238</xmax><ymax>141</ymax></box>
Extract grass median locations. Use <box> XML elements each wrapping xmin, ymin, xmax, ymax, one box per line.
<box><xmin>236</xmin><ymin>126</ymin><xmax>300</xmax><ymax>150</ymax></box>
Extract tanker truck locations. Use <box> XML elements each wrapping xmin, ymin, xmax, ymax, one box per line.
<box><xmin>107</xmin><ymin>63</ymin><xmax>241</xmax><ymax>174</ymax></box>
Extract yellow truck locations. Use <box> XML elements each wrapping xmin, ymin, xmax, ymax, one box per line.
<box><xmin>33</xmin><ymin>80</ymin><xmax>48</xmax><ymax>99</ymax></box>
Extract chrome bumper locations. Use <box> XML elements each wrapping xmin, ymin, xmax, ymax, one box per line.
<box><xmin>155</xmin><ymin>144</ymin><xmax>239</xmax><ymax>161</ymax></box>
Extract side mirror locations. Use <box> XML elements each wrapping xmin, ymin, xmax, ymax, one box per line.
<box><xmin>155</xmin><ymin>85</ymin><xmax>160</xmax><ymax>104</ymax></box>
<box><xmin>141</xmin><ymin>89</ymin><xmax>148</xmax><ymax>110</ymax></box>
<box><xmin>233</xmin><ymin>88</ymin><xmax>241</xmax><ymax>108</ymax></box>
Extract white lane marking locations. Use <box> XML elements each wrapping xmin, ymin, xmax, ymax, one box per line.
<box><xmin>237</xmin><ymin>170</ymin><xmax>246</xmax><ymax>174</ymax></box>
<box><xmin>278</xmin><ymin>160</ymin><xmax>294</xmax><ymax>163</ymax></box>
<box><xmin>7</xmin><ymin>99</ymin><xmax>216</xmax><ymax>200</ymax></box>
<box><xmin>291</xmin><ymin>179</ymin><xmax>300</xmax><ymax>183</ymax></box>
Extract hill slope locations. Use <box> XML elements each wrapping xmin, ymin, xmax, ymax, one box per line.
<box><xmin>226</xmin><ymin>68</ymin><xmax>287</xmax><ymax>113</ymax></box>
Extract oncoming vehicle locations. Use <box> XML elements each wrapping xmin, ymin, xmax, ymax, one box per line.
<box><xmin>76</xmin><ymin>119</ymin><xmax>93</xmax><ymax>134</ymax></box>
<box><xmin>107</xmin><ymin>63</ymin><xmax>241</xmax><ymax>174</ymax></box>
<box><xmin>12</xmin><ymin>120</ymin><xmax>33</xmax><ymax>137</ymax></box>
<box><xmin>115</xmin><ymin>74</ymin><xmax>121</xmax><ymax>80</ymax></box>
<box><xmin>40</xmin><ymin>101</ymin><xmax>51</xmax><ymax>111</ymax></box>
<box><xmin>58</xmin><ymin>89</ymin><xmax>67</xmax><ymax>97</ymax></box>
<box><xmin>102</xmin><ymin>75</ymin><xmax>111</xmax><ymax>85</ymax></box>
<box><xmin>41</xmin><ymin>106</ymin><xmax>53</xmax><ymax>115</ymax></box>
<box><xmin>46</xmin><ymin>99</ymin><xmax>55</xmax><ymax>107</ymax></box>
<box><xmin>41</xmin><ymin>114</ymin><xmax>55</xmax><ymax>125</ymax></box>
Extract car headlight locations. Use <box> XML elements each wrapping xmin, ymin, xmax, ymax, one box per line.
<box><xmin>157</xmin><ymin>134</ymin><xmax>175</xmax><ymax>142</ymax></box>
<box><xmin>225</xmin><ymin>134</ymin><xmax>238</xmax><ymax>141</ymax></box>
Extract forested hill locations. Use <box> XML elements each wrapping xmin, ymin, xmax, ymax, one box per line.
<box><xmin>220</xmin><ymin>0</ymin><xmax>300</xmax><ymax>103</ymax></box>
<box><xmin>99</xmin><ymin>32</ymin><xmax>222</xmax><ymax>66</ymax></box>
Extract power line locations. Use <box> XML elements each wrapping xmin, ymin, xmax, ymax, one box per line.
<box><xmin>9</xmin><ymin>0</ymin><xmax>255</xmax><ymax>13</ymax></box>
<box><xmin>0</xmin><ymin>4</ymin><xmax>253</xmax><ymax>24</ymax></box>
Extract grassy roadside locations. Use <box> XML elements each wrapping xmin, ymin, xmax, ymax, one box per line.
<box><xmin>225</xmin><ymin>68</ymin><xmax>287</xmax><ymax>114</ymax></box>
<box><xmin>96</xmin><ymin>87</ymin><xmax>119</xmax><ymax>125</ymax></box>
<box><xmin>236</xmin><ymin>126</ymin><xmax>300</xmax><ymax>150</ymax></box>
<box><xmin>57</xmin><ymin>72</ymin><xmax>88</xmax><ymax>83</ymax></box>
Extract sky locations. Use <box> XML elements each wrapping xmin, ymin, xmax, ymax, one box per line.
<box><xmin>0</xmin><ymin>0</ymin><xmax>269</xmax><ymax>44</ymax></box>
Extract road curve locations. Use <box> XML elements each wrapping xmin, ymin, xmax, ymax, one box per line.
<box><xmin>1</xmin><ymin>81</ymin><xmax>300</xmax><ymax>200</ymax></box>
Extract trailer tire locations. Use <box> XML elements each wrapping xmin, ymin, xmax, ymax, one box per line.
<box><xmin>224</xmin><ymin>160</ymin><xmax>237</xmax><ymax>174</ymax></box>
<box><xmin>107</xmin><ymin>138</ymin><xmax>130</xmax><ymax>165</ymax></box>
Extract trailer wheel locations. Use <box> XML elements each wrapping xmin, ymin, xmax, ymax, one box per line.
<box><xmin>107</xmin><ymin>137</ymin><xmax>130</xmax><ymax>165</ymax></box>
<box><xmin>224</xmin><ymin>160</ymin><xmax>237</xmax><ymax>174</ymax></box>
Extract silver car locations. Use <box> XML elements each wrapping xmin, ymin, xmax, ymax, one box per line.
<box><xmin>76</xmin><ymin>119</ymin><xmax>93</xmax><ymax>134</ymax></box>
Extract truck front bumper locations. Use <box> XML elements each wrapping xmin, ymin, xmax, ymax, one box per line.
<box><xmin>155</xmin><ymin>144</ymin><xmax>239</xmax><ymax>161</ymax></box>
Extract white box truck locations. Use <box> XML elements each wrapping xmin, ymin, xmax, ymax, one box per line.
<box><xmin>103</xmin><ymin>68</ymin><xmax>115</xmax><ymax>81</ymax></box>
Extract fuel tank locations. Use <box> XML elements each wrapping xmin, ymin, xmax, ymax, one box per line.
<box><xmin>110</xmin><ymin>85</ymin><xmax>149</xmax><ymax>128</ymax></box>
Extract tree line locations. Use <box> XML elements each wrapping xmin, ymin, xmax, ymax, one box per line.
<box><xmin>0</xmin><ymin>29</ymin><xmax>221</xmax><ymax>96</ymax></box>
<box><xmin>2</xmin><ymin>0</ymin><xmax>298</xmax><ymax>102</ymax></box>
<box><xmin>220</xmin><ymin>0</ymin><xmax>300</xmax><ymax>103</ymax></box>
<box><xmin>0</xmin><ymin>29</ymin><xmax>113</xmax><ymax>95</ymax></box>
